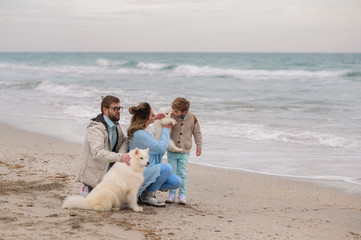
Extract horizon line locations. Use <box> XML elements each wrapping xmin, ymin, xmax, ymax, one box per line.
<box><xmin>0</xmin><ymin>51</ymin><xmax>360</xmax><ymax>54</ymax></box>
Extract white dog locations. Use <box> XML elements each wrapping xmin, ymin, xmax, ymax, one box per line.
<box><xmin>152</xmin><ymin>107</ymin><xmax>183</xmax><ymax>153</ymax></box>
<box><xmin>62</xmin><ymin>148</ymin><xmax>149</xmax><ymax>212</ymax></box>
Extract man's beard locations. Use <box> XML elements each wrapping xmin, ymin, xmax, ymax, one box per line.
<box><xmin>109</xmin><ymin>113</ymin><xmax>120</xmax><ymax>122</ymax></box>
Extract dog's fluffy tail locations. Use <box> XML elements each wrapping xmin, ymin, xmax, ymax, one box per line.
<box><xmin>62</xmin><ymin>196</ymin><xmax>92</xmax><ymax>210</ymax></box>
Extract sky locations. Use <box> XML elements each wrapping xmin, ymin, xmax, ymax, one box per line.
<box><xmin>0</xmin><ymin>0</ymin><xmax>360</xmax><ymax>53</ymax></box>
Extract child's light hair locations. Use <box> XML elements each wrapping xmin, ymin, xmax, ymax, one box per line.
<box><xmin>172</xmin><ymin>97</ymin><xmax>190</xmax><ymax>112</ymax></box>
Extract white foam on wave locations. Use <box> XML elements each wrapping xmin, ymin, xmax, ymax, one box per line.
<box><xmin>0</xmin><ymin>62</ymin><xmax>35</xmax><ymax>72</ymax></box>
<box><xmin>171</xmin><ymin>64</ymin><xmax>347</xmax><ymax>80</ymax></box>
<box><xmin>204</xmin><ymin>121</ymin><xmax>361</xmax><ymax>150</ymax></box>
<box><xmin>137</xmin><ymin>62</ymin><xmax>170</xmax><ymax>70</ymax></box>
<box><xmin>95</xmin><ymin>58</ymin><xmax>128</xmax><ymax>67</ymax></box>
<box><xmin>1</xmin><ymin>60</ymin><xmax>349</xmax><ymax>81</ymax></box>
<box><xmin>63</xmin><ymin>105</ymin><xmax>98</xmax><ymax>118</ymax></box>
<box><xmin>35</xmin><ymin>80</ymin><xmax>101</xmax><ymax>98</ymax></box>
<box><xmin>0</xmin><ymin>61</ymin><xmax>121</xmax><ymax>76</ymax></box>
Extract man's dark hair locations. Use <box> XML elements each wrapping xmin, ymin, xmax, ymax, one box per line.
<box><xmin>101</xmin><ymin>95</ymin><xmax>120</xmax><ymax>113</ymax></box>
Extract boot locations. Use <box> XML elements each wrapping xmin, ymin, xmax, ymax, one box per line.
<box><xmin>140</xmin><ymin>191</ymin><xmax>166</xmax><ymax>207</ymax></box>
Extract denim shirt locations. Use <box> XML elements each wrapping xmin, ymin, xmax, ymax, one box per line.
<box><xmin>103</xmin><ymin>115</ymin><xmax>118</xmax><ymax>151</ymax></box>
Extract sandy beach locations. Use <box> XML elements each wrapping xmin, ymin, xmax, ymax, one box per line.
<box><xmin>0</xmin><ymin>121</ymin><xmax>360</xmax><ymax>240</ymax></box>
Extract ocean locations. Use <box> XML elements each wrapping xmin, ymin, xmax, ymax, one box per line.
<box><xmin>1</xmin><ymin>52</ymin><xmax>360</xmax><ymax>193</ymax></box>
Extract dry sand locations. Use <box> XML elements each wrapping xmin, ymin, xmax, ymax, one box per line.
<box><xmin>0</xmin><ymin>122</ymin><xmax>360</xmax><ymax>240</ymax></box>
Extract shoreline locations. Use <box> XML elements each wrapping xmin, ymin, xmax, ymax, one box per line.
<box><xmin>1</xmin><ymin>121</ymin><xmax>361</xmax><ymax>239</ymax></box>
<box><xmin>189</xmin><ymin>161</ymin><xmax>361</xmax><ymax>196</ymax></box>
<box><xmin>1</xmin><ymin>114</ymin><xmax>360</xmax><ymax>195</ymax></box>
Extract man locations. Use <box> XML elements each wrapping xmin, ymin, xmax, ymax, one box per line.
<box><xmin>76</xmin><ymin>95</ymin><xmax>129</xmax><ymax>197</ymax></box>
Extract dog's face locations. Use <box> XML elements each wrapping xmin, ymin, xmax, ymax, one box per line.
<box><xmin>158</xmin><ymin>107</ymin><xmax>172</xmax><ymax>118</ymax></box>
<box><xmin>129</xmin><ymin>148</ymin><xmax>150</xmax><ymax>171</ymax></box>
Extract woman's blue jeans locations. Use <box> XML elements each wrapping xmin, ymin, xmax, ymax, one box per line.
<box><xmin>147</xmin><ymin>163</ymin><xmax>182</xmax><ymax>193</ymax></box>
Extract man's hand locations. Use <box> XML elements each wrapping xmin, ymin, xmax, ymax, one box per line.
<box><xmin>121</xmin><ymin>153</ymin><xmax>130</xmax><ymax>166</ymax></box>
<box><xmin>196</xmin><ymin>149</ymin><xmax>202</xmax><ymax>156</ymax></box>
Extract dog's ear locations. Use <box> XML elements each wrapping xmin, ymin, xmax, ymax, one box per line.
<box><xmin>134</xmin><ymin>148</ymin><xmax>139</xmax><ymax>155</ymax></box>
<box><xmin>145</xmin><ymin>148</ymin><xmax>149</xmax><ymax>154</ymax></box>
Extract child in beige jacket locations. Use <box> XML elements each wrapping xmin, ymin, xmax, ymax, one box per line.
<box><xmin>165</xmin><ymin>97</ymin><xmax>202</xmax><ymax>205</ymax></box>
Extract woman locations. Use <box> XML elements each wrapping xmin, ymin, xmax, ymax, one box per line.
<box><xmin>127</xmin><ymin>102</ymin><xmax>182</xmax><ymax>207</ymax></box>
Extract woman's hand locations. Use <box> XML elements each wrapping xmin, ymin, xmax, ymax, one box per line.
<box><xmin>162</xmin><ymin>123</ymin><xmax>173</xmax><ymax>129</ymax></box>
<box><xmin>157</xmin><ymin>113</ymin><xmax>173</xmax><ymax>128</ymax></box>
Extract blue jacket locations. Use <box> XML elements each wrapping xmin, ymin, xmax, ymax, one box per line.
<box><xmin>129</xmin><ymin>127</ymin><xmax>170</xmax><ymax>196</ymax></box>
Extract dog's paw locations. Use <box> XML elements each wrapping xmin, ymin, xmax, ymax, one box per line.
<box><xmin>173</xmin><ymin>148</ymin><xmax>183</xmax><ymax>153</ymax></box>
<box><xmin>133</xmin><ymin>206</ymin><xmax>143</xmax><ymax>212</ymax></box>
<box><xmin>167</xmin><ymin>146</ymin><xmax>184</xmax><ymax>153</ymax></box>
<box><xmin>175</xmin><ymin>147</ymin><xmax>184</xmax><ymax>153</ymax></box>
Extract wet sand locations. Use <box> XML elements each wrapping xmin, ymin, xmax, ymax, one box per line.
<box><xmin>0</xmin><ymin>122</ymin><xmax>360</xmax><ymax>240</ymax></box>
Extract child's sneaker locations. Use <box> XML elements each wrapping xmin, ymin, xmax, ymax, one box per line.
<box><xmin>179</xmin><ymin>194</ymin><xmax>187</xmax><ymax>205</ymax></box>
<box><xmin>165</xmin><ymin>193</ymin><xmax>176</xmax><ymax>203</ymax></box>
<box><xmin>79</xmin><ymin>185</ymin><xmax>90</xmax><ymax>198</ymax></box>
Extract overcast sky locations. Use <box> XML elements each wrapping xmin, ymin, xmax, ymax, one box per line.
<box><xmin>0</xmin><ymin>0</ymin><xmax>360</xmax><ymax>52</ymax></box>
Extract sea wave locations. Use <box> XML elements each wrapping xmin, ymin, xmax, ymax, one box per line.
<box><xmin>35</xmin><ymin>80</ymin><xmax>101</xmax><ymax>98</ymax></box>
<box><xmin>0</xmin><ymin>80</ymin><xmax>42</xmax><ymax>90</ymax></box>
<box><xmin>0</xmin><ymin>60</ymin><xmax>350</xmax><ymax>80</ymax></box>
<box><xmin>205</xmin><ymin>121</ymin><xmax>360</xmax><ymax>150</ymax></box>
<box><xmin>345</xmin><ymin>71</ymin><xmax>361</xmax><ymax>78</ymax></box>
<box><xmin>95</xmin><ymin>58</ymin><xmax>129</xmax><ymax>67</ymax></box>
<box><xmin>0</xmin><ymin>62</ymin><xmax>103</xmax><ymax>75</ymax></box>
<box><xmin>171</xmin><ymin>64</ymin><xmax>348</xmax><ymax>79</ymax></box>
<box><xmin>62</xmin><ymin>105</ymin><xmax>98</xmax><ymax>118</ymax></box>
<box><xmin>137</xmin><ymin>62</ymin><xmax>172</xmax><ymax>70</ymax></box>
<box><xmin>91</xmin><ymin>58</ymin><xmax>349</xmax><ymax>80</ymax></box>
<box><xmin>95</xmin><ymin>58</ymin><xmax>175</xmax><ymax>70</ymax></box>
